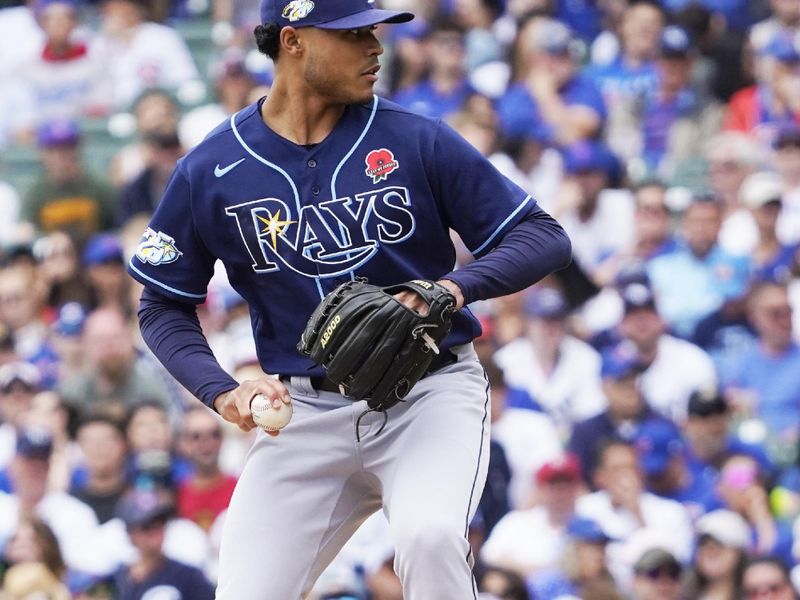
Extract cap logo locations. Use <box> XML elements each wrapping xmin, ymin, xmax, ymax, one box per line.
<box><xmin>282</xmin><ymin>0</ymin><xmax>314</xmax><ymax>21</ymax></box>
<box><xmin>365</xmin><ymin>148</ymin><xmax>399</xmax><ymax>183</ymax></box>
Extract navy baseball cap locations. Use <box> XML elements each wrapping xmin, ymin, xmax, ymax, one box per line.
<box><xmin>634</xmin><ymin>419</ymin><xmax>685</xmax><ymax>476</ymax></box>
<box><xmin>621</xmin><ymin>282</ymin><xmax>657</xmax><ymax>314</ymax></box>
<box><xmin>36</xmin><ymin>119</ymin><xmax>80</xmax><ymax>148</ymax></box>
<box><xmin>762</xmin><ymin>35</ymin><xmax>800</xmax><ymax>64</ymax></box>
<box><xmin>566</xmin><ymin>517</ymin><xmax>614</xmax><ymax>543</ymax></box>
<box><xmin>660</xmin><ymin>25</ymin><xmax>693</xmax><ymax>58</ymax></box>
<box><xmin>687</xmin><ymin>388</ymin><xmax>728</xmax><ymax>417</ymax></box>
<box><xmin>115</xmin><ymin>490</ymin><xmax>174</xmax><ymax>529</ymax></box>
<box><xmin>53</xmin><ymin>302</ymin><xmax>87</xmax><ymax>337</ymax></box>
<box><xmin>82</xmin><ymin>233</ymin><xmax>124</xmax><ymax>266</ymax></box>
<box><xmin>562</xmin><ymin>140</ymin><xmax>618</xmax><ymax>176</ymax></box>
<box><xmin>16</xmin><ymin>427</ymin><xmax>54</xmax><ymax>460</ymax></box>
<box><xmin>261</xmin><ymin>0</ymin><xmax>414</xmax><ymax>30</ymax></box>
<box><xmin>600</xmin><ymin>345</ymin><xmax>642</xmax><ymax>380</ymax></box>
<box><xmin>524</xmin><ymin>288</ymin><xmax>569</xmax><ymax>320</ymax></box>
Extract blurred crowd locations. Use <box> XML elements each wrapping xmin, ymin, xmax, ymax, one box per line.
<box><xmin>1</xmin><ymin>0</ymin><xmax>800</xmax><ymax>598</ymax></box>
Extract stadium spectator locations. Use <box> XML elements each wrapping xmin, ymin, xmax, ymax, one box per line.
<box><xmin>81</xmin><ymin>233</ymin><xmax>129</xmax><ymax>310</ymax></box>
<box><xmin>771</xmin><ymin>125</ymin><xmax>800</xmax><ymax>245</ymax></box>
<box><xmin>450</xmin><ymin>0</ymin><xmax>504</xmax><ymax>73</ymax></box>
<box><xmin>636</xmin><ymin>25</ymin><xmax>722</xmax><ymax>179</ymax></box>
<box><xmin>480</xmin><ymin>453</ymin><xmax>582</xmax><ymax>576</ymax></box>
<box><xmin>109</xmin><ymin>88</ymin><xmax>181</xmax><ymax>187</ymax></box>
<box><xmin>0</xmin><ymin>363</ymin><xmax>42</xmax><ymax>470</ymax></box>
<box><xmin>741</xmin><ymin>556</ymin><xmax>799</xmax><ymax>600</ymax></box>
<box><xmin>497</xmin><ymin>16</ymin><xmax>606</xmax><ymax>146</ymax></box>
<box><xmin>478</xmin><ymin>565</ymin><xmax>530</xmax><ymax>600</ymax></box>
<box><xmin>90</xmin><ymin>0</ymin><xmax>199</xmax><ymax>110</ymax></box>
<box><xmin>27</xmin><ymin>301</ymin><xmax>87</xmax><ymax>391</ymax></box>
<box><xmin>648</xmin><ymin>193</ymin><xmax>751</xmax><ymax>338</ymax></box>
<box><xmin>0</xmin><ymin>264</ymin><xmax>49</xmax><ymax>360</ymax></box>
<box><xmin>588</xmin><ymin>1</ymin><xmax>664</xmax><ymax>162</ymax></box>
<box><xmin>1</xmin><ymin>515</ymin><xmax>68</xmax><ymax>591</ymax></box>
<box><xmin>111</xmin><ymin>489</ymin><xmax>215</xmax><ymax>599</ymax></box>
<box><xmin>575</xmin><ymin>439</ymin><xmax>694</xmax><ymax>563</ymax></box>
<box><xmin>0</xmin><ymin>427</ymin><xmax>103</xmax><ymax>576</ymax></box>
<box><xmin>12</xmin><ymin>0</ymin><xmax>110</xmax><ymax>138</ymax></box>
<box><xmin>721</xmin><ymin>281</ymin><xmax>800</xmax><ymax>467</ymax></box>
<box><xmin>526</xmin><ymin>516</ymin><xmax>622</xmax><ymax>600</ymax></box>
<box><xmin>568</xmin><ymin>345</ymin><xmax>660</xmax><ymax>485</ymax></box>
<box><xmin>684</xmin><ymin>509</ymin><xmax>751</xmax><ymax>600</ymax></box>
<box><xmin>34</xmin><ymin>232</ymin><xmax>92</xmax><ymax>309</ymax></box>
<box><xmin>57</xmin><ymin>307</ymin><xmax>174</xmax><ymax>412</ymax></box>
<box><xmin>175</xmin><ymin>406</ymin><xmax>236</xmax><ymax>532</ymax></box>
<box><xmin>117</xmin><ymin>129</ymin><xmax>184</xmax><ymax>228</ymax></box>
<box><xmin>738</xmin><ymin>171</ymin><xmax>800</xmax><ymax>283</ymax></box>
<box><xmin>69</xmin><ymin>413</ymin><xmax>130</xmax><ymax>524</ymax></box>
<box><xmin>19</xmin><ymin>120</ymin><xmax>117</xmax><ymax>245</ymax></box>
<box><xmin>178</xmin><ymin>51</ymin><xmax>260</xmax><ymax>150</ymax></box>
<box><xmin>1</xmin><ymin>562</ymin><xmax>71</xmax><ymax>600</ymax></box>
<box><xmin>750</xmin><ymin>0</ymin><xmax>800</xmax><ymax>54</ymax></box>
<box><xmin>610</xmin><ymin>280</ymin><xmax>717</xmax><ymax>422</ymax></box>
<box><xmin>682</xmin><ymin>389</ymin><xmax>774</xmax><ymax>491</ymax></box>
<box><xmin>628</xmin><ymin>547</ymin><xmax>684</xmax><ymax>600</ymax></box>
<box><xmin>485</xmin><ymin>358</ymin><xmax>562</xmax><ymax>510</ymax></box>
<box><xmin>494</xmin><ymin>287</ymin><xmax>604</xmax><ymax>436</ymax></box>
<box><xmin>554</xmin><ymin>140</ymin><xmax>634</xmax><ymax>285</ymax></box>
<box><xmin>725</xmin><ymin>34</ymin><xmax>800</xmax><ymax>145</ymax></box>
<box><xmin>392</xmin><ymin>19</ymin><xmax>474</xmax><ymax>119</ymax></box>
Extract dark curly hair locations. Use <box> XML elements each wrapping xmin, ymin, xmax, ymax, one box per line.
<box><xmin>254</xmin><ymin>23</ymin><xmax>281</xmax><ymax>61</ymax></box>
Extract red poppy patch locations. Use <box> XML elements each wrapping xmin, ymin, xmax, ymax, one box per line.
<box><xmin>365</xmin><ymin>148</ymin><xmax>399</xmax><ymax>184</ymax></box>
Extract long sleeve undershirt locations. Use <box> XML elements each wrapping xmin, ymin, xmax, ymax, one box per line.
<box><xmin>138</xmin><ymin>204</ymin><xmax>572</xmax><ymax>409</ymax></box>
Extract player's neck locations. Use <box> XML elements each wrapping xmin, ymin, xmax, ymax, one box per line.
<box><xmin>260</xmin><ymin>83</ymin><xmax>346</xmax><ymax>146</ymax></box>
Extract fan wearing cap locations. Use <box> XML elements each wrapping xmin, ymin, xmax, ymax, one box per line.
<box><xmin>112</xmin><ymin>490</ymin><xmax>215</xmax><ymax>600</ymax></box>
<box><xmin>629</xmin><ymin>547</ymin><xmax>684</xmax><ymax>600</ymax></box>
<box><xmin>0</xmin><ymin>427</ymin><xmax>103</xmax><ymax>575</ymax></box>
<box><xmin>605</xmin><ymin>280</ymin><xmax>717</xmax><ymax>422</ymax></box>
<box><xmin>20</xmin><ymin>119</ymin><xmax>117</xmax><ymax>244</ymax></box>
<box><xmin>725</xmin><ymin>33</ymin><xmax>800</xmax><ymax>136</ymax></box>
<box><xmin>684</xmin><ymin>509</ymin><xmax>751</xmax><ymax>600</ymax></box>
<box><xmin>480</xmin><ymin>453</ymin><xmax>583</xmax><ymax>576</ymax></box>
<box><xmin>81</xmin><ymin>233</ymin><xmax>129</xmax><ymax>308</ymax></box>
<box><xmin>0</xmin><ymin>363</ymin><xmax>43</xmax><ymax>471</ymax></box>
<box><xmin>682</xmin><ymin>388</ymin><xmax>774</xmax><ymax>490</ymax></box>
<box><xmin>496</xmin><ymin>16</ymin><xmax>605</xmax><ymax>147</ymax></box>
<box><xmin>391</xmin><ymin>18</ymin><xmax>474</xmax><ymax>120</ymax></box>
<box><xmin>738</xmin><ymin>171</ymin><xmax>799</xmax><ymax>284</ymax></box>
<box><xmin>493</xmin><ymin>287</ymin><xmax>605</xmax><ymax>435</ymax></box>
<box><xmin>527</xmin><ymin>516</ymin><xmax>622</xmax><ymax>600</ymax></box>
<box><xmin>637</xmin><ymin>25</ymin><xmax>720</xmax><ymax>176</ymax></box>
<box><xmin>568</xmin><ymin>346</ymin><xmax>661</xmax><ymax>486</ymax></box>
<box><xmin>12</xmin><ymin>0</ymin><xmax>111</xmax><ymax>143</ymax></box>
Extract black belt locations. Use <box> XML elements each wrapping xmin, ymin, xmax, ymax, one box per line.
<box><xmin>281</xmin><ymin>349</ymin><xmax>457</xmax><ymax>394</ymax></box>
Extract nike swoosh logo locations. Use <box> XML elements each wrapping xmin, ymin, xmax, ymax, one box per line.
<box><xmin>214</xmin><ymin>158</ymin><xmax>246</xmax><ymax>178</ymax></box>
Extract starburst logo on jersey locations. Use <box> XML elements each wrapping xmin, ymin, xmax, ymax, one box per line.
<box><xmin>135</xmin><ymin>227</ymin><xmax>182</xmax><ymax>266</ymax></box>
<box><xmin>256</xmin><ymin>209</ymin><xmax>296</xmax><ymax>251</ymax></box>
<box><xmin>365</xmin><ymin>149</ymin><xmax>400</xmax><ymax>184</ymax></box>
<box><xmin>282</xmin><ymin>0</ymin><xmax>314</xmax><ymax>21</ymax></box>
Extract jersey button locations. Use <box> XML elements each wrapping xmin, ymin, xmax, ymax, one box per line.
<box><xmin>311</xmin><ymin>185</ymin><xmax>321</xmax><ymax>195</ymax></box>
<box><xmin>307</xmin><ymin>159</ymin><xmax>317</xmax><ymax>168</ymax></box>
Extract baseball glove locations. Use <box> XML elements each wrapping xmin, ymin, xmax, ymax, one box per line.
<box><xmin>298</xmin><ymin>278</ymin><xmax>457</xmax><ymax>413</ymax></box>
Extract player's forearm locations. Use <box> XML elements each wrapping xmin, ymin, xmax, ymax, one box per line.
<box><xmin>443</xmin><ymin>206</ymin><xmax>572</xmax><ymax>305</ymax></box>
<box><xmin>138</xmin><ymin>287</ymin><xmax>239</xmax><ymax>410</ymax></box>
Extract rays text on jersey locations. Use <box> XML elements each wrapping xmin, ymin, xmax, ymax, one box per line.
<box><xmin>225</xmin><ymin>186</ymin><xmax>415</xmax><ymax>277</ymax></box>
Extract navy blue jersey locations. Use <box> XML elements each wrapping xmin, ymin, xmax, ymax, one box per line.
<box><xmin>128</xmin><ymin>96</ymin><xmax>536</xmax><ymax>375</ymax></box>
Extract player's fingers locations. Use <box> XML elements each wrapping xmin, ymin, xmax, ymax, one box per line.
<box><xmin>252</xmin><ymin>378</ymin><xmax>292</xmax><ymax>408</ymax></box>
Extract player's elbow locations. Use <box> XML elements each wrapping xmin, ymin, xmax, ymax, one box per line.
<box><xmin>550</xmin><ymin>221</ymin><xmax>573</xmax><ymax>271</ymax></box>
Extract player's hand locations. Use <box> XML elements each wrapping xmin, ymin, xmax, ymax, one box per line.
<box><xmin>214</xmin><ymin>378</ymin><xmax>292</xmax><ymax>436</ymax></box>
<box><xmin>392</xmin><ymin>279</ymin><xmax>464</xmax><ymax>314</ymax></box>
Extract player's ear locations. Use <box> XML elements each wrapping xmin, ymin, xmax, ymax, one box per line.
<box><xmin>280</xmin><ymin>26</ymin><xmax>304</xmax><ymax>57</ymax></box>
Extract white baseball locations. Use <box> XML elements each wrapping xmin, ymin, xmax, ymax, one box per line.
<box><xmin>250</xmin><ymin>394</ymin><xmax>293</xmax><ymax>431</ymax></box>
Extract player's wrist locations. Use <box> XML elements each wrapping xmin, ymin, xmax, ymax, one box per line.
<box><xmin>436</xmin><ymin>279</ymin><xmax>464</xmax><ymax>310</ymax></box>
